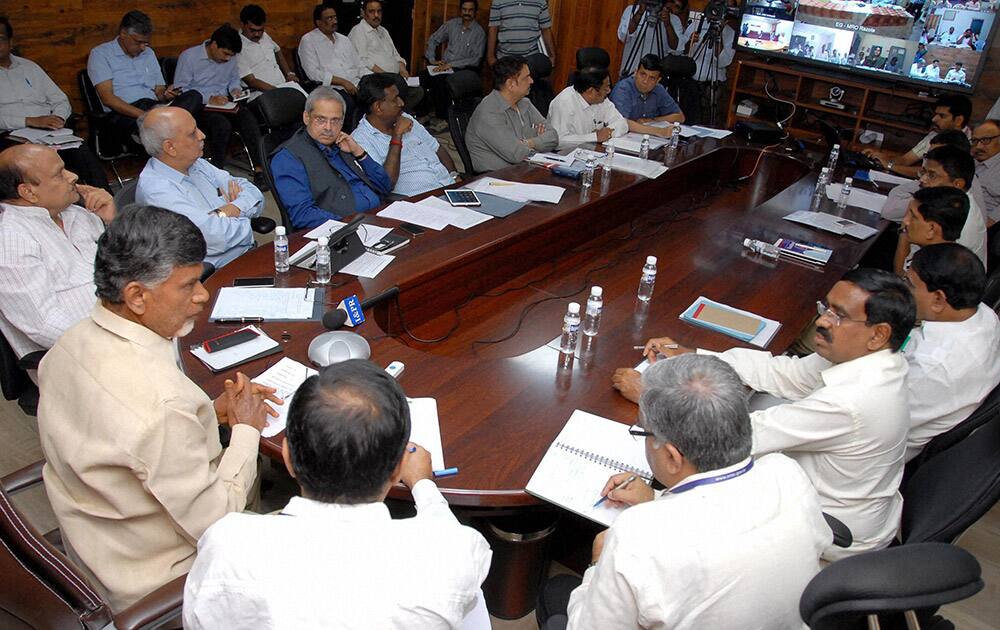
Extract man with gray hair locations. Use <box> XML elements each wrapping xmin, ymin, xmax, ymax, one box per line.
<box><xmin>37</xmin><ymin>204</ymin><xmax>279</xmax><ymax>611</ymax></box>
<box><xmin>270</xmin><ymin>86</ymin><xmax>392</xmax><ymax>229</ymax></box>
<box><xmin>537</xmin><ymin>354</ymin><xmax>830</xmax><ymax>629</ymax></box>
<box><xmin>135</xmin><ymin>106</ymin><xmax>265</xmax><ymax>268</ymax></box>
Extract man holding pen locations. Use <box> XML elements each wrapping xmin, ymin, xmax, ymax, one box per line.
<box><xmin>537</xmin><ymin>354</ymin><xmax>830</xmax><ymax>629</ymax></box>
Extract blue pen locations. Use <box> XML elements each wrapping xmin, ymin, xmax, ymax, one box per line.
<box><xmin>433</xmin><ymin>467</ymin><xmax>459</xmax><ymax>478</ymax></box>
<box><xmin>593</xmin><ymin>475</ymin><xmax>637</xmax><ymax>508</ymax></box>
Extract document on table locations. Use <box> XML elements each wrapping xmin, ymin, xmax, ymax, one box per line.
<box><xmin>427</xmin><ymin>65</ymin><xmax>455</xmax><ymax>77</ymax></box>
<box><xmin>649</xmin><ymin>121</ymin><xmax>701</xmax><ymax>138</ymax></box>
<box><xmin>825</xmin><ymin>183</ymin><xmax>888</xmax><ymax>213</ymax></box>
<box><xmin>418</xmin><ymin>196</ymin><xmax>492</xmax><ymax>229</ymax></box>
<box><xmin>405</xmin><ymin>76</ymin><xmax>421</xmax><ymax>87</ymax></box>
<box><xmin>408</xmin><ymin>397</ymin><xmax>446</xmax><ymax>471</ymax></box>
<box><xmin>784</xmin><ymin>210</ymin><xmax>879</xmax><ymax>240</ymax></box>
<box><xmin>339</xmin><ymin>251</ymin><xmax>395</xmax><ymax>278</ymax></box>
<box><xmin>304</xmin><ymin>219</ymin><xmax>393</xmax><ymax>247</ymax></box>
<box><xmin>465</xmin><ymin>176</ymin><xmax>566</xmax><ymax>203</ymax></box>
<box><xmin>189</xmin><ymin>325</ymin><xmax>281</xmax><ymax>372</ymax></box>
<box><xmin>209</xmin><ymin>287</ymin><xmax>316</xmax><ymax>321</ymax></box>
<box><xmin>608</xmin><ymin>132</ymin><xmax>670</xmax><ymax>152</ymax></box>
<box><xmin>252</xmin><ymin>358</ymin><xmax>318</xmax><ymax>438</ymax></box>
<box><xmin>867</xmin><ymin>170</ymin><xmax>914</xmax><ymax>187</ymax></box>
<box><xmin>690</xmin><ymin>125</ymin><xmax>732</xmax><ymax>139</ymax></box>
<box><xmin>571</xmin><ymin>148</ymin><xmax>668</xmax><ymax>179</ymax></box>
<box><xmin>527</xmin><ymin>152</ymin><xmax>576</xmax><ymax>166</ymax></box>
<box><xmin>377</xmin><ymin>200</ymin><xmax>451</xmax><ymax>230</ymax></box>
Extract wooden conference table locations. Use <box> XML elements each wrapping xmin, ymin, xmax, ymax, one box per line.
<box><xmin>181</xmin><ymin>136</ymin><xmax>885</xmax><ymax>510</ymax></box>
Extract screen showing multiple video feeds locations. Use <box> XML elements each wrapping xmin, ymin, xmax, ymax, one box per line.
<box><xmin>737</xmin><ymin>0</ymin><xmax>996</xmax><ymax>92</ymax></box>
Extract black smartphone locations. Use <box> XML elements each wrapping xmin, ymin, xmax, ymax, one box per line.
<box><xmin>233</xmin><ymin>276</ymin><xmax>275</xmax><ymax>287</ymax></box>
<box><xmin>399</xmin><ymin>222</ymin><xmax>426</xmax><ymax>236</ymax></box>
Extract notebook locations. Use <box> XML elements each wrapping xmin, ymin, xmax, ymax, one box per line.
<box><xmin>679</xmin><ymin>296</ymin><xmax>782</xmax><ymax>348</ymax></box>
<box><xmin>526</xmin><ymin>410</ymin><xmax>652</xmax><ymax>527</ymax></box>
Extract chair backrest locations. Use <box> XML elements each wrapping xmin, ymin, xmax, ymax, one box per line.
<box><xmin>0</xmin><ymin>477</ymin><xmax>113</xmax><ymax>628</ymax></box>
<box><xmin>77</xmin><ymin>69</ymin><xmax>130</xmax><ymax>160</ymax></box>
<box><xmin>900</xmin><ymin>411</ymin><xmax>1000</xmax><ymax>544</ymax></box>
<box><xmin>160</xmin><ymin>57</ymin><xmax>177</xmax><ymax>87</ymax></box>
<box><xmin>446</xmin><ymin>70</ymin><xmax>483</xmax><ymax>177</ymax></box>
<box><xmin>248</xmin><ymin>87</ymin><xmax>307</xmax><ymax>132</ymax></box>
<box><xmin>0</xmin><ymin>332</ymin><xmax>29</xmax><ymax>402</ymax></box>
<box><xmin>77</xmin><ymin>69</ymin><xmax>103</xmax><ymax>116</ymax></box>
<box><xmin>576</xmin><ymin>47</ymin><xmax>611</xmax><ymax>71</ymax></box>
<box><xmin>986</xmin><ymin>220</ymin><xmax>1000</xmax><ymax>276</ymax></box>
<box><xmin>292</xmin><ymin>48</ymin><xmax>321</xmax><ymax>92</ymax></box>
<box><xmin>258</xmin><ymin>130</ymin><xmax>300</xmax><ymax>228</ymax></box>
<box><xmin>113</xmin><ymin>179</ymin><xmax>138</xmax><ymax>210</ymax></box>
<box><xmin>525</xmin><ymin>53</ymin><xmax>555</xmax><ymax>117</ymax></box>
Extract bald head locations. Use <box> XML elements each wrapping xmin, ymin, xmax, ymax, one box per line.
<box><xmin>138</xmin><ymin>107</ymin><xmax>206</xmax><ymax>170</ymax></box>
<box><xmin>0</xmin><ymin>144</ymin><xmax>79</xmax><ymax>213</ymax></box>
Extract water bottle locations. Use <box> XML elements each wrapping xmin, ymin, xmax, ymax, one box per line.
<box><xmin>639</xmin><ymin>134</ymin><xmax>650</xmax><ymax>160</ymax></box>
<box><xmin>637</xmin><ymin>255</ymin><xmax>657</xmax><ymax>302</ymax></box>
<box><xmin>810</xmin><ymin>185</ymin><xmax>825</xmax><ymax>211</ymax></box>
<box><xmin>315</xmin><ymin>236</ymin><xmax>332</xmax><ymax>285</ymax></box>
<box><xmin>743</xmin><ymin>238</ymin><xmax>780</xmax><ymax>260</ymax></box>
<box><xmin>582</xmin><ymin>286</ymin><xmax>603</xmax><ymax>337</ymax></box>
<box><xmin>274</xmin><ymin>226</ymin><xmax>289</xmax><ymax>273</ymax></box>
<box><xmin>582</xmin><ymin>158</ymin><xmax>595</xmax><ymax>188</ymax></box>
<box><xmin>603</xmin><ymin>143</ymin><xmax>615</xmax><ymax>173</ymax></box>
<box><xmin>827</xmin><ymin>144</ymin><xmax>840</xmax><ymax>172</ymax></box>
<box><xmin>559</xmin><ymin>302</ymin><xmax>581</xmax><ymax>354</ymax></box>
<box><xmin>818</xmin><ymin>167</ymin><xmax>831</xmax><ymax>186</ymax></box>
<box><xmin>837</xmin><ymin>177</ymin><xmax>853</xmax><ymax>210</ymax></box>
<box><xmin>669</xmin><ymin>121</ymin><xmax>681</xmax><ymax>149</ymax></box>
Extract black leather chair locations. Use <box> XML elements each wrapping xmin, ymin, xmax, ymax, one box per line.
<box><xmin>77</xmin><ymin>70</ymin><xmax>139</xmax><ymax>187</ymax></box>
<box><xmin>159</xmin><ymin>56</ymin><xmax>177</xmax><ymax>86</ymax></box>
<box><xmin>445</xmin><ymin>70</ymin><xmax>484</xmax><ymax>177</ymax></box>
<box><xmin>567</xmin><ymin>47</ymin><xmax>612</xmax><ymax>87</ymax></box>
<box><xmin>251</xmin><ymin>87</ymin><xmax>308</xmax><ymax>229</ymax></box>
<box><xmin>981</xmin><ymin>248</ymin><xmax>1000</xmax><ymax>311</ymax></box>
<box><xmin>799</xmin><ymin>543</ymin><xmax>983</xmax><ymax>630</ymax></box>
<box><xmin>0</xmin><ymin>461</ymin><xmax>186</xmax><ymax>629</ymax></box>
<box><xmin>0</xmin><ymin>334</ymin><xmax>43</xmax><ymax>416</ymax></box>
<box><xmin>292</xmin><ymin>47</ymin><xmax>322</xmax><ymax>93</ymax></box>
<box><xmin>112</xmin><ymin>178</ymin><xmax>138</xmax><ymax>209</ymax></box>
<box><xmin>525</xmin><ymin>53</ymin><xmax>555</xmax><ymax>117</ymax></box>
<box><xmin>660</xmin><ymin>54</ymin><xmax>699</xmax><ymax>120</ymax></box>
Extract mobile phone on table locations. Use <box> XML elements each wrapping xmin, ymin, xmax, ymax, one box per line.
<box><xmin>399</xmin><ymin>222</ymin><xmax>425</xmax><ymax>236</ymax></box>
<box><xmin>233</xmin><ymin>276</ymin><xmax>275</xmax><ymax>287</ymax></box>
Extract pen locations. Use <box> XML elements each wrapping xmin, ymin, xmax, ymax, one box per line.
<box><xmin>215</xmin><ymin>317</ymin><xmax>265</xmax><ymax>324</ymax></box>
<box><xmin>433</xmin><ymin>467</ymin><xmax>459</xmax><ymax>478</ymax></box>
<box><xmin>633</xmin><ymin>344</ymin><xmax>678</xmax><ymax>350</ymax></box>
<box><xmin>593</xmin><ymin>474</ymin><xmax>637</xmax><ymax>508</ymax></box>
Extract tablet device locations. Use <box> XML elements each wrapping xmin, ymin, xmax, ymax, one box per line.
<box><xmin>445</xmin><ymin>189</ymin><xmax>482</xmax><ymax>207</ymax></box>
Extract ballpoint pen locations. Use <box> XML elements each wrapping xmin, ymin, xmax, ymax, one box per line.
<box><xmin>593</xmin><ymin>474</ymin><xmax>637</xmax><ymax>508</ymax></box>
<box><xmin>633</xmin><ymin>344</ymin><xmax>678</xmax><ymax>350</ymax></box>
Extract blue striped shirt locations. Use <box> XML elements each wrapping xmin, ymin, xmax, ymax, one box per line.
<box><xmin>352</xmin><ymin>114</ymin><xmax>454</xmax><ymax>197</ymax></box>
<box><xmin>489</xmin><ymin>0</ymin><xmax>552</xmax><ymax>58</ymax></box>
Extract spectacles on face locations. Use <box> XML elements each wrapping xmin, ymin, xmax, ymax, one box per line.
<box><xmin>310</xmin><ymin>115</ymin><xmax>344</xmax><ymax>128</ymax></box>
<box><xmin>816</xmin><ymin>299</ymin><xmax>870</xmax><ymax>327</ymax></box>
<box><xmin>971</xmin><ymin>135</ymin><xmax>1000</xmax><ymax>146</ymax></box>
<box><xmin>126</xmin><ymin>32</ymin><xmax>151</xmax><ymax>48</ymax></box>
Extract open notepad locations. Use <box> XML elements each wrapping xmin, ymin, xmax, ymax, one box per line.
<box><xmin>526</xmin><ymin>410</ymin><xmax>652</xmax><ymax>527</ymax></box>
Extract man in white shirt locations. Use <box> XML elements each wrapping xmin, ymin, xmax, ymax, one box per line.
<box><xmin>349</xmin><ymin>0</ymin><xmax>408</xmax><ymax>78</ymax></box>
<box><xmin>538</xmin><ymin>354</ymin><xmax>830</xmax><ymax>629</ymax></box>
<box><xmin>0</xmin><ymin>144</ymin><xmax>115</xmax><ymax>358</ymax></box>
<box><xmin>617</xmin><ymin>1</ymin><xmax>685</xmax><ymax>78</ymax></box>
<box><xmin>681</xmin><ymin>15</ymin><xmax>736</xmax><ymax>83</ymax></box>
<box><xmin>547</xmin><ymin>67</ymin><xmax>628</xmax><ymax>151</ymax></box>
<box><xmin>184</xmin><ymin>359</ymin><xmax>492</xmax><ymax>629</ymax></box>
<box><xmin>864</xmin><ymin>94</ymin><xmax>971</xmax><ymax>178</ymax></box>
<box><xmin>902</xmin><ymin>243</ymin><xmax>1000</xmax><ymax>461</ymax></box>
<box><xmin>910</xmin><ymin>58</ymin><xmax>927</xmax><ymax>78</ymax></box>
<box><xmin>945</xmin><ymin>62</ymin><xmax>967</xmax><ymax>84</ymax></box>
<box><xmin>925</xmin><ymin>59</ymin><xmax>942</xmax><ymax>80</ymax></box>
<box><xmin>236</xmin><ymin>4</ymin><xmax>300</xmax><ymax>97</ymax></box>
<box><xmin>299</xmin><ymin>3</ymin><xmax>365</xmax><ymax>125</ymax></box>
<box><xmin>971</xmin><ymin>119</ymin><xmax>1000</xmax><ymax>225</ymax></box>
<box><xmin>938</xmin><ymin>26</ymin><xmax>958</xmax><ymax>45</ymax></box>
<box><xmin>614</xmin><ymin>268</ymin><xmax>916</xmax><ymax>558</ymax></box>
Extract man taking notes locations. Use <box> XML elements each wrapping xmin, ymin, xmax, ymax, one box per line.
<box><xmin>547</xmin><ymin>66</ymin><xmax>628</xmax><ymax>151</ymax></box>
<box><xmin>609</xmin><ymin>54</ymin><xmax>685</xmax><ymax>139</ymax></box>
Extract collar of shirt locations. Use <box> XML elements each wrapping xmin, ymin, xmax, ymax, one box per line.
<box><xmin>913</xmin><ymin>304</ymin><xmax>989</xmax><ymax>346</ymax></box>
<box><xmin>0</xmin><ymin>202</ymin><xmax>53</xmax><ymax>222</ymax></box>
<box><xmin>281</xmin><ymin>495</ymin><xmax>392</xmax><ymax>522</ymax></box>
<box><xmin>148</xmin><ymin>156</ymin><xmax>204</xmax><ymax>185</ymax></box>
<box><xmin>662</xmin><ymin>456</ymin><xmax>754</xmax><ymax>495</ymax></box>
<box><xmin>358</xmin><ymin>21</ymin><xmax>383</xmax><ymax>36</ymax></box>
<box><xmin>0</xmin><ymin>56</ymin><xmax>25</xmax><ymax>72</ymax></box>
<box><xmin>193</xmin><ymin>41</ymin><xmax>211</xmax><ymax>63</ymax></box>
<box><xmin>91</xmin><ymin>303</ymin><xmax>175</xmax><ymax>352</ymax></box>
<box><xmin>819</xmin><ymin>348</ymin><xmax>898</xmax><ymax>388</ymax></box>
<box><xmin>979</xmin><ymin>150</ymin><xmax>1000</xmax><ymax>173</ymax></box>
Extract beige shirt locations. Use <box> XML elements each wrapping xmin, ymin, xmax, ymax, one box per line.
<box><xmin>37</xmin><ymin>304</ymin><xmax>260</xmax><ymax>611</ymax></box>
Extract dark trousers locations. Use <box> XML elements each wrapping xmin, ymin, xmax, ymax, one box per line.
<box><xmin>197</xmin><ymin>107</ymin><xmax>261</xmax><ymax>169</ymax></box>
<box><xmin>535</xmin><ymin>574</ymin><xmax>582</xmax><ymax>630</ymax></box>
<box><xmin>420</xmin><ymin>67</ymin><xmax>476</xmax><ymax>119</ymax></box>
<box><xmin>104</xmin><ymin>90</ymin><xmax>203</xmax><ymax>154</ymax></box>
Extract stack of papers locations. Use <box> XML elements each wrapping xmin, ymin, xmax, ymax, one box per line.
<box><xmin>427</xmin><ymin>65</ymin><xmax>455</xmax><ymax>77</ymax></box>
<box><xmin>856</xmin><ymin>169</ymin><xmax>914</xmax><ymax>187</ymax></box>
<box><xmin>417</xmin><ymin>195</ymin><xmax>493</xmax><ymax>229</ymax></box>
<box><xmin>465</xmin><ymin>177</ymin><xmax>566</xmax><ymax>203</ymax></box>
<box><xmin>784</xmin><ymin>210</ymin><xmax>879</xmax><ymax>240</ymax></box>
<box><xmin>774</xmin><ymin>238</ymin><xmax>834</xmax><ymax>265</ymax></box>
<box><xmin>825</xmin><ymin>183</ymin><xmax>888</xmax><ymax>213</ymax></box>
<box><xmin>571</xmin><ymin>148</ymin><xmax>668</xmax><ymax>179</ymax></box>
<box><xmin>377</xmin><ymin>197</ymin><xmax>493</xmax><ymax>230</ymax></box>
<box><xmin>527</xmin><ymin>152</ymin><xmax>576</xmax><ymax>166</ymax></box>
<box><xmin>680</xmin><ymin>296</ymin><xmax>781</xmax><ymax>348</ymax></box>
<box><xmin>649</xmin><ymin>122</ymin><xmax>731</xmax><ymax>139</ymax></box>
<box><xmin>189</xmin><ymin>325</ymin><xmax>281</xmax><ymax>372</ymax></box>
<box><xmin>608</xmin><ymin>133</ymin><xmax>670</xmax><ymax>153</ymax></box>
<box><xmin>209</xmin><ymin>287</ymin><xmax>317</xmax><ymax>321</ymax></box>
<box><xmin>304</xmin><ymin>219</ymin><xmax>393</xmax><ymax>247</ymax></box>
<box><xmin>10</xmin><ymin>127</ymin><xmax>84</xmax><ymax>149</ymax></box>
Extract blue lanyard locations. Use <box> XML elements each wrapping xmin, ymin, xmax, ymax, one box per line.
<box><xmin>667</xmin><ymin>459</ymin><xmax>754</xmax><ymax>494</ymax></box>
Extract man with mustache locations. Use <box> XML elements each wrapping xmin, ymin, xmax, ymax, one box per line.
<box><xmin>863</xmin><ymin>94</ymin><xmax>971</xmax><ymax>178</ymax></box>
<box><xmin>36</xmin><ymin>204</ymin><xmax>278</xmax><ymax>610</ymax></box>
<box><xmin>612</xmin><ymin>268</ymin><xmax>915</xmax><ymax>559</ymax></box>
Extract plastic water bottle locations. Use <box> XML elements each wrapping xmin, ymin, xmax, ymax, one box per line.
<box><xmin>810</xmin><ymin>185</ymin><xmax>825</xmax><ymax>211</ymax></box>
<box><xmin>837</xmin><ymin>177</ymin><xmax>853</xmax><ymax>210</ymax></box>
<box><xmin>274</xmin><ymin>226</ymin><xmax>289</xmax><ymax>273</ymax></box>
<box><xmin>582</xmin><ymin>286</ymin><xmax>603</xmax><ymax>337</ymax></box>
<box><xmin>743</xmin><ymin>238</ymin><xmax>780</xmax><ymax>259</ymax></box>
<box><xmin>637</xmin><ymin>256</ymin><xmax>657</xmax><ymax>302</ymax></box>
<box><xmin>639</xmin><ymin>134</ymin><xmax>650</xmax><ymax>160</ymax></box>
<box><xmin>603</xmin><ymin>144</ymin><xmax>615</xmax><ymax>173</ymax></box>
<box><xmin>559</xmin><ymin>302</ymin><xmax>581</xmax><ymax>354</ymax></box>
<box><xmin>315</xmin><ymin>236</ymin><xmax>332</xmax><ymax>285</ymax></box>
<box><xmin>818</xmin><ymin>167</ymin><xmax>831</xmax><ymax>186</ymax></box>
<box><xmin>669</xmin><ymin>122</ymin><xmax>681</xmax><ymax>149</ymax></box>
<box><xmin>827</xmin><ymin>144</ymin><xmax>840</xmax><ymax>172</ymax></box>
<box><xmin>582</xmin><ymin>158</ymin><xmax>595</xmax><ymax>188</ymax></box>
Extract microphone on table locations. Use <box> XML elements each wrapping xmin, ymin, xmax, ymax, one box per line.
<box><xmin>321</xmin><ymin>286</ymin><xmax>400</xmax><ymax>330</ymax></box>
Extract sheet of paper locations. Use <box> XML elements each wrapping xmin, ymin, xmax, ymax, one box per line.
<box><xmin>41</xmin><ymin>133</ymin><xmax>84</xmax><ymax>146</ymax></box>
<box><xmin>405</xmin><ymin>76</ymin><xmax>421</xmax><ymax>87</ymax></box>
<box><xmin>417</xmin><ymin>196</ymin><xmax>493</xmax><ymax>229</ymax></box>
<box><xmin>825</xmin><ymin>183</ymin><xmax>888</xmax><ymax>213</ymax></box>
<box><xmin>868</xmin><ymin>170</ymin><xmax>914</xmax><ymax>186</ymax></box>
<box><xmin>210</xmin><ymin>287</ymin><xmax>316</xmax><ymax>321</ymax></box>
<box><xmin>427</xmin><ymin>65</ymin><xmax>455</xmax><ymax>77</ymax></box>
<box><xmin>526</xmin><ymin>152</ymin><xmax>576</xmax><ymax>166</ymax></box>
<box><xmin>783</xmin><ymin>210</ymin><xmax>879</xmax><ymax>240</ymax></box>
<box><xmin>189</xmin><ymin>326</ymin><xmax>279</xmax><ymax>372</ymax></box>
<box><xmin>275</xmin><ymin>80</ymin><xmax>309</xmax><ymax>96</ymax></box>
<box><xmin>252</xmin><ymin>358</ymin><xmax>318</xmax><ymax>438</ymax></box>
<box><xmin>338</xmin><ymin>251</ymin><xmax>395</xmax><ymax>278</ymax></box>
<box><xmin>205</xmin><ymin>100</ymin><xmax>238</xmax><ymax>111</ymax></box>
<box><xmin>408</xmin><ymin>397</ymin><xmax>445</xmax><ymax>471</ymax></box>
<box><xmin>377</xmin><ymin>200</ymin><xmax>450</xmax><ymax>230</ymax></box>
<box><xmin>9</xmin><ymin>127</ymin><xmax>54</xmax><ymax>142</ymax></box>
<box><xmin>466</xmin><ymin>177</ymin><xmax>566</xmax><ymax>203</ymax></box>
<box><xmin>609</xmin><ymin>132</ymin><xmax>670</xmax><ymax>153</ymax></box>
<box><xmin>571</xmin><ymin>149</ymin><xmax>668</xmax><ymax>179</ymax></box>
<box><xmin>303</xmin><ymin>219</ymin><xmax>393</xmax><ymax>247</ymax></box>
<box><xmin>690</xmin><ymin>125</ymin><xmax>732</xmax><ymax>139</ymax></box>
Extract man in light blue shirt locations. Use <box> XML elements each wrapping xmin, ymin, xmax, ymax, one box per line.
<box><xmin>352</xmin><ymin>74</ymin><xmax>457</xmax><ymax>197</ymax></box>
<box><xmin>135</xmin><ymin>107</ymin><xmax>264</xmax><ymax>268</ymax></box>
<box><xmin>87</xmin><ymin>11</ymin><xmax>203</xmax><ymax>154</ymax></box>
<box><xmin>175</xmin><ymin>24</ymin><xmax>262</xmax><ymax>170</ymax></box>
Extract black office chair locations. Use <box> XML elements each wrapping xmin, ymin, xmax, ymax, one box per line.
<box><xmin>292</xmin><ymin>47</ymin><xmax>322</xmax><ymax>93</ymax></box>
<box><xmin>113</xmin><ymin>178</ymin><xmax>138</xmax><ymax>209</ymax></box>
<box><xmin>250</xmin><ymin>87</ymin><xmax>307</xmax><ymax>229</ymax></box>
<box><xmin>77</xmin><ymin>69</ymin><xmax>139</xmax><ymax>187</ymax></box>
<box><xmin>525</xmin><ymin>53</ymin><xmax>555</xmax><ymax>117</ymax></box>
<box><xmin>985</xmin><ymin>222</ymin><xmax>1000</xmax><ymax>286</ymax></box>
<box><xmin>799</xmin><ymin>543</ymin><xmax>983</xmax><ymax>630</ymax></box>
<box><xmin>160</xmin><ymin>56</ymin><xmax>178</xmax><ymax>86</ymax></box>
<box><xmin>567</xmin><ymin>47</ymin><xmax>612</xmax><ymax>87</ymax></box>
<box><xmin>0</xmin><ymin>333</ymin><xmax>43</xmax><ymax>416</ymax></box>
<box><xmin>660</xmin><ymin>54</ymin><xmax>699</xmax><ymax>120</ymax></box>
<box><xmin>900</xmin><ymin>411</ymin><xmax>1000</xmax><ymax>545</ymax></box>
<box><xmin>446</xmin><ymin>70</ymin><xmax>484</xmax><ymax>177</ymax></box>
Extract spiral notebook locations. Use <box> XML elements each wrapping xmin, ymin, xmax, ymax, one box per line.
<box><xmin>526</xmin><ymin>410</ymin><xmax>653</xmax><ymax>527</ymax></box>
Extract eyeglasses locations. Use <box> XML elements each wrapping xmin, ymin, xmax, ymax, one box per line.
<box><xmin>125</xmin><ymin>32</ymin><xmax>151</xmax><ymax>47</ymax></box>
<box><xmin>816</xmin><ymin>300</ymin><xmax>870</xmax><ymax>327</ymax></box>
<box><xmin>971</xmin><ymin>135</ymin><xmax>1000</xmax><ymax>146</ymax></box>
<box><xmin>310</xmin><ymin>115</ymin><xmax>344</xmax><ymax>127</ymax></box>
<box><xmin>628</xmin><ymin>424</ymin><xmax>655</xmax><ymax>440</ymax></box>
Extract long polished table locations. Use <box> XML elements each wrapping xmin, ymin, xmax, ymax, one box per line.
<box><xmin>181</xmin><ymin>136</ymin><xmax>885</xmax><ymax>510</ymax></box>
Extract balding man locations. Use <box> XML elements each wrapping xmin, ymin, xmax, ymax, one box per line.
<box><xmin>971</xmin><ymin>119</ymin><xmax>1000</xmax><ymax>225</ymax></box>
<box><xmin>0</xmin><ymin>144</ymin><xmax>115</xmax><ymax>358</ymax></box>
<box><xmin>135</xmin><ymin>107</ymin><xmax>264</xmax><ymax>268</ymax></box>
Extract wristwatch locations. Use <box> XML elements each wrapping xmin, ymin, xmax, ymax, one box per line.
<box><xmin>886</xmin><ymin>160</ymin><xmax>895</xmax><ymax>171</ymax></box>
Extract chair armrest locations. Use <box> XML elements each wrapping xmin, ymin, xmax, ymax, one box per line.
<box><xmin>17</xmin><ymin>350</ymin><xmax>46</xmax><ymax>371</ymax></box>
<box><xmin>112</xmin><ymin>574</ymin><xmax>186</xmax><ymax>630</ymax></box>
<box><xmin>1</xmin><ymin>460</ymin><xmax>45</xmax><ymax>494</ymax></box>
<box><xmin>251</xmin><ymin>216</ymin><xmax>276</xmax><ymax>234</ymax></box>
<box><xmin>823</xmin><ymin>512</ymin><xmax>853</xmax><ymax>548</ymax></box>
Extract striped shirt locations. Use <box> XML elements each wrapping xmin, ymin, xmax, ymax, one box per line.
<box><xmin>489</xmin><ymin>0</ymin><xmax>552</xmax><ymax>58</ymax></box>
<box><xmin>352</xmin><ymin>114</ymin><xmax>455</xmax><ymax>196</ymax></box>
<box><xmin>0</xmin><ymin>203</ymin><xmax>102</xmax><ymax>357</ymax></box>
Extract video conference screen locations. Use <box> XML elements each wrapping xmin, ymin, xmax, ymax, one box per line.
<box><xmin>736</xmin><ymin>0</ymin><xmax>996</xmax><ymax>92</ymax></box>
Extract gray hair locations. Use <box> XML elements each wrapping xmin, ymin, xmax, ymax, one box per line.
<box><xmin>120</xmin><ymin>10</ymin><xmax>153</xmax><ymax>36</ymax></box>
<box><xmin>94</xmin><ymin>205</ymin><xmax>207</xmax><ymax>303</ymax></box>
<box><xmin>639</xmin><ymin>354</ymin><xmax>752</xmax><ymax>472</ymax></box>
<box><xmin>305</xmin><ymin>85</ymin><xmax>347</xmax><ymax>115</ymax></box>
<box><xmin>137</xmin><ymin>111</ymin><xmax>172</xmax><ymax>157</ymax></box>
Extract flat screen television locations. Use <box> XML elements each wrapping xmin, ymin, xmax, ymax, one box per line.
<box><xmin>736</xmin><ymin>0</ymin><xmax>997</xmax><ymax>94</ymax></box>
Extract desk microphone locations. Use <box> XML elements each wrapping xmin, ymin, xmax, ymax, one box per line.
<box><xmin>321</xmin><ymin>286</ymin><xmax>400</xmax><ymax>330</ymax></box>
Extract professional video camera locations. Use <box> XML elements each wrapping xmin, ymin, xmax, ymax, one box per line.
<box><xmin>702</xmin><ymin>0</ymin><xmax>740</xmax><ymax>24</ymax></box>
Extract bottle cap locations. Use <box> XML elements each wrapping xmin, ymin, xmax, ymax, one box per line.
<box><xmin>844</xmin><ymin>177</ymin><xmax>853</xmax><ymax>185</ymax></box>
<box><xmin>646</xmin><ymin>255</ymin><xmax>657</xmax><ymax>265</ymax></box>
<box><xmin>318</xmin><ymin>236</ymin><xmax>328</xmax><ymax>246</ymax></box>
<box><xmin>642</xmin><ymin>134</ymin><xmax>649</xmax><ymax>140</ymax></box>
<box><xmin>820</xmin><ymin>167</ymin><xmax>829</xmax><ymax>173</ymax></box>
<box><xmin>833</xmin><ymin>143</ymin><xmax>840</xmax><ymax>151</ymax></box>
<box><xmin>568</xmin><ymin>302</ymin><xmax>580</xmax><ymax>314</ymax></box>
<box><xmin>275</xmin><ymin>226</ymin><xmax>286</xmax><ymax>236</ymax></box>
<box><xmin>591</xmin><ymin>286</ymin><xmax>603</xmax><ymax>297</ymax></box>
<box><xmin>742</xmin><ymin>238</ymin><xmax>752</xmax><ymax>248</ymax></box>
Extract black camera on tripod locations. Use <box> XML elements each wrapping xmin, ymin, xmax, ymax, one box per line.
<box><xmin>703</xmin><ymin>0</ymin><xmax>740</xmax><ymax>23</ymax></box>
<box><xmin>643</xmin><ymin>0</ymin><xmax>666</xmax><ymax>23</ymax></box>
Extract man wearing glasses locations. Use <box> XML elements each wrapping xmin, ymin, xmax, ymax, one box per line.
<box><xmin>971</xmin><ymin>119</ymin><xmax>1000</xmax><ymax>225</ymax></box>
<box><xmin>612</xmin><ymin>268</ymin><xmax>915</xmax><ymax>560</ymax></box>
<box><xmin>270</xmin><ymin>86</ymin><xmax>391</xmax><ymax>229</ymax></box>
